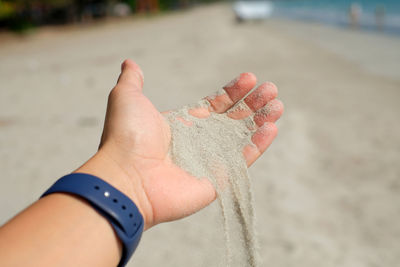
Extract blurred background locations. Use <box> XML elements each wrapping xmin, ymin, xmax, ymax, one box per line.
<box><xmin>1</xmin><ymin>0</ymin><xmax>399</xmax><ymax>266</ymax></box>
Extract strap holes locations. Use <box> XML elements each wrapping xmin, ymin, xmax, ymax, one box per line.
<box><xmin>94</xmin><ymin>186</ymin><xmax>100</xmax><ymax>190</ymax></box>
<box><xmin>113</xmin><ymin>198</ymin><xmax>118</xmax><ymax>203</ymax></box>
<box><xmin>129</xmin><ymin>213</ymin><xmax>133</xmax><ymax>218</ymax></box>
<box><xmin>122</xmin><ymin>205</ymin><xmax>126</xmax><ymax>210</ymax></box>
<box><xmin>133</xmin><ymin>223</ymin><xmax>137</xmax><ymax>227</ymax></box>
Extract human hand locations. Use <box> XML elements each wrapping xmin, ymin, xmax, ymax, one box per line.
<box><xmin>76</xmin><ymin>59</ymin><xmax>283</xmax><ymax>230</ymax></box>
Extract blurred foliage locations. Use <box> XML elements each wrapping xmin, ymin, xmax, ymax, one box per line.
<box><xmin>0</xmin><ymin>0</ymin><xmax>214</xmax><ymax>32</ymax></box>
<box><xmin>0</xmin><ymin>1</ymin><xmax>15</xmax><ymax>19</ymax></box>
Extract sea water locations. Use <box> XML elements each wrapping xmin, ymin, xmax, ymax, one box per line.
<box><xmin>271</xmin><ymin>0</ymin><xmax>400</xmax><ymax>35</ymax></box>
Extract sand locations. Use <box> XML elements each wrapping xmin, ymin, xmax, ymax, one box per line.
<box><xmin>1</xmin><ymin>3</ymin><xmax>400</xmax><ymax>267</ymax></box>
<box><xmin>165</xmin><ymin>99</ymin><xmax>258</xmax><ymax>266</ymax></box>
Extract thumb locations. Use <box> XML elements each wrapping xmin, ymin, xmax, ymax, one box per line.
<box><xmin>100</xmin><ymin>60</ymin><xmax>144</xmax><ymax>147</ymax></box>
<box><xmin>117</xmin><ymin>59</ymin><xmax>144</xmax><ymax>92</ymax></box>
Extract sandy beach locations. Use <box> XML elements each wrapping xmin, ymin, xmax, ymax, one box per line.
<box><xmin>1</xmin><ymin>3</ymin><xmax>399</xmax><ymax>266</ymax></box>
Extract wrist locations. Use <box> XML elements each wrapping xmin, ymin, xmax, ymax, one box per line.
<box><xmin>74</xmin><ymin>149</ymin><xmax>152</xmax><ymax>230</ymax></box>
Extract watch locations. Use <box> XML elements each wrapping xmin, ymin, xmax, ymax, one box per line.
<box><xmin>41</xmin><ymin>173</ymin><xmax>144</xmax><ymax>267</ymax></box>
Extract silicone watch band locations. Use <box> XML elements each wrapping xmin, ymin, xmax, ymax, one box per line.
<box><xmin>41</xmin><ymin>173</ymin><xmax>144</xmax><ymax>267</ymax></box>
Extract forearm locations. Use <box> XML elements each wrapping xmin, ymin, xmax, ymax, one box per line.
<box><xmin>0</xmin><ymin>193</ymin><xmax>122</xmax><ymax>267</ymax></box>
<box><xmin>0</xmin><ymin>150</ymin><xmax>148</xmax><ymax>267</ymax></box>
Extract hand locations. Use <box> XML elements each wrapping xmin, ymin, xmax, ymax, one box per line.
<box><xmin>76</xmin><ymin>59</ymin><xmax>283</xmax><ymax>230</ymax></box>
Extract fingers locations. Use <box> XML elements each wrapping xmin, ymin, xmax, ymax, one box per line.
<box><xmin>227</xmin><ymin>82</ymin><xmax>278</xmax><ymax>120</ymax></box>
<box><xmin>242</xmin><ymin>95</ymin><xmax>284</xmax><ymax>166</ymax></box>
<box><xmin>245</xmin><ymin>82</ymin><xmax>278</xmax><ymax>111</ymax></box>
<box><xmin>226</xmin><ymin>101</ymin><xmax>253</xmax><ymax>120</ymax></box>
<box><xmin>206</xmin><ymin>73</ymin><xmax>257</xmax><ymax>113</ymax></box>
<box><xmin>243</xmin><ymin>122</ymin><xmax>278</xmax><ymax>166</ymax></box>
<box><xmin>254</xmin><ymin>99</ymin><xmax>284</xmax><ymax>126</ymax></box>
<box><xmin>116</xmin><ymin>59</ymin><xmax>144</xmax><ymax>92</ymax></box>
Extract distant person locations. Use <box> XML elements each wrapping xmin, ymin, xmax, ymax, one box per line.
<box><xmin>349</xmin><ymin>2</ymin><xmax>362</xmax><ymax>29</ymax></box>
<box><xmin>375</xmin><ymin>4</ymin><xmax>385</xmax><ymax>31</ymax></box>
<box><xmin>0</xmin><ymin>60</ymin><xmax>283</xmax><ymax>266</ymax></box>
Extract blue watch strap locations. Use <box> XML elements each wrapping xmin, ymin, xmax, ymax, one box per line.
<box><xmin>41</xmin><ymin>173</ymin><xmax>144</xmax><ymax>267</ymax></box>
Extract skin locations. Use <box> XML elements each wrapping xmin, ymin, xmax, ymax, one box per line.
<box><xmin>0</xmin><ymin>59</ymin><xmax>283</xmax><ymax>266</ymax></box>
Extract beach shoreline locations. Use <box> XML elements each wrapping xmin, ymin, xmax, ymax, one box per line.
<box><xmin>1</xmin><ymin>3</ymin><xmax>399</xmax><ymax>266</ymax></box>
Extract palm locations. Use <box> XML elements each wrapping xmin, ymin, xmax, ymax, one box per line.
<box><xmin>112</xmin><ymin>91</ymin><xmax>215</xmax><ymax>225</ymax></box>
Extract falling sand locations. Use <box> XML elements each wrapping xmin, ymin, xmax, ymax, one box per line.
<box><xmin>164</xmin><ymin>98</ymin><xmax>259</xmax><ymax>266</ymax></box>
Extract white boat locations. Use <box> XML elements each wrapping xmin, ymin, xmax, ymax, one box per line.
<box><xmin>233</xmin><ymin>0</ymin><xmax>274</xmax><ymax>22</ymax></box>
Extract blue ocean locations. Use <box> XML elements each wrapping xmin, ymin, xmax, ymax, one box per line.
<box><xmin>271</xmin><ymin>0</ymin><xmax>400</xmax><ymax>35</ymax></box>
